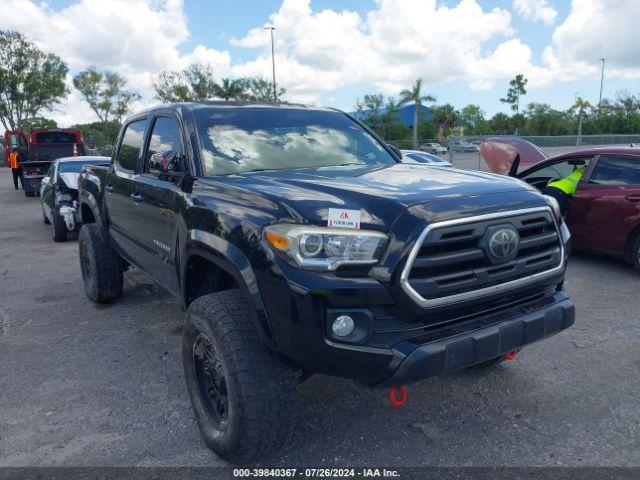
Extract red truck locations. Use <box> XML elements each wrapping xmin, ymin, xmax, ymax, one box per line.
<box><xmin>4</xmin><ymin>128</ymin><xmax>86</xmax><ymax>197</ymax></box>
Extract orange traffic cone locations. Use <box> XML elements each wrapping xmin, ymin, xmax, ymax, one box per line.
<box><xmin>73</xmin><ymin>143</ymin><xmax>78</xmax><ymax>156</ymax></box>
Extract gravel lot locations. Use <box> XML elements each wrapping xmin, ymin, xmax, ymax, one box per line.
<box><xmin>0</xmin><ymin>167</ymin><xmax>639</xmax><ymax>468</ymax></box>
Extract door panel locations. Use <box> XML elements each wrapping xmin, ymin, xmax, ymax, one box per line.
<box><xmin>133</xmin><ymin>176</ymin><xmax>181</xmax><ymax>294</ymax></box>
<box><xmin>104</xmin><ymin>118</ymin><xmax>148</xmax><ymax>261</ymax></box>
<box><xmin>569</xmin><ymin>155</ymin><xmax>640</xmax><ymax>255</ymax></box>
<box><xmin>126</xmin><ymin>115</ymin><xmax>185</xmax><ymax>294</ymax></box>
<box><xmin>4</xmin><ymin>130</ymin><xmax>27</xmax><ymax>158</ymax></box>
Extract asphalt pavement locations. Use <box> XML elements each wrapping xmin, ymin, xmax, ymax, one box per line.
<box><xmin>0</xmin><ymin>167</ymin><xmax>639</xmax><ymax>467</ymax></box>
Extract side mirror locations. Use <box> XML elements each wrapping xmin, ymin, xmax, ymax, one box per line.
<box><xmin>508</xmin><ymin>154</ymin><xmax>520</xmax><ymax>177</ymax></box>
<box><xmin>388</xmin><ymin>144</ymin><xmax>403</xmax><ymax>159</ymax></box>
<box><xmin>150</xmin><ymin>150</ymin><xmax>184</xmax><ymax>179</ymax></box>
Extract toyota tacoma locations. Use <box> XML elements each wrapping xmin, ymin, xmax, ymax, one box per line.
<box><xmin>76</xmin><ymin>102</ymin><xmax>574</xmax><ymax>462</ymax></box>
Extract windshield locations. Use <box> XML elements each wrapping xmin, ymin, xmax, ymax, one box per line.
<box><xmin>405</xmin><ymin>152</ymin><xmax>444</xmax><ymax>164</ymax></box>
<box><xmin>195</xmin><ymin>108</ymin><xmax>397</xmax><ymax>176</ymax></box>
<box><xmin>58</xmin><ymin>160</ymin><xmax>106</xmax><ymax>174</ymax></box>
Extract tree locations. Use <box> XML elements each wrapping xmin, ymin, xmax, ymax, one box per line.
<box><xmin>522</xmin><ymin>102</ymin><xmax>570</xmax><ymax>136</ymax></box>
<box><xmin>355</xmin><ymin>94</ymin><xmax>385</xmax><ymax>132</ymax></box>
<box><xmin>399</xmin><ymin>79</ymin><xmax>436</xmax><ymax>148</ymax></box>
<box><xmin>153</xmin><ymin>63</ymin><xmax>218</xmax><ymax>102</ymax></box>
<box><xmin>500</xmin><ymin>74</ymin><xmax>528</xmax><ymax>134</ymax></box>
<box><xmin>381</xmin><ymin>97</ymin><xmax>403</xmax><ymax>139</ymax></box>
<box><xmin>570</xmin><ymin>97</ymin><xmax>592</xmax><ymax>145</ymax></box>
<box><xmin>432</xmin><ymin>104</ymin><xmax>459</xmax><ymax>139</ymax></box>
<box><xmin>213</xmin><ymin>78</ymin><xmax>248</xmax><ymax>101</ymax></box>
<box><xmin>238</xmin><ymin>77</ymin><xmax>286</xmax><ymax>101</ymax></box>
<box><xmin>18</xmin><ymin>116</ymin><xmax>57</xmax><ymax>133</ymax></box>
<box><xmin>0</xmin><ymin>31</ymin><xmax>69</xmax><ymax>131</ymax></box>
<box><xmin>459</xmin><ymin>104</ymin><xmax>486</xmax><ymax>135</ymax></box>
<box><xmin>489</xmin><ymin>112</ymin><xmax>512</xmax><ymax>135</ymax></box>
<box><xmin>73</xmin><ymin>67</ymin><xmax>140</xmax><ymax>124</ymax></box>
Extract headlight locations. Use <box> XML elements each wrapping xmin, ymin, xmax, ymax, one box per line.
<box><xmin>543</xmin><ymin>195</ymin><xmax>562</xmax><ymax>222</ymax></box>
<box><xmin>263</xmin><ymin>224</ymin><xmax>388</xmax><ymax>270</ymax></box>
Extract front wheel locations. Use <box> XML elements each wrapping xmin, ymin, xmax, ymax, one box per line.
<box><xmin>631</xmin><ymin>235</ymin><xmax>640</xmax><ymax>274</ymax></box>
<box><xmin>51</xmin><ymin>209</ymin><xmax>67</xmax><ymax>242</ymax></box>
<box><xmin>182</xmin><ymin>290</ymin><xmax>297</xmax><ymax>462</ymax></box>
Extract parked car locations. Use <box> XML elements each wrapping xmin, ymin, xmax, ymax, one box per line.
<box><xmin>77</xmin><ymin>102</ymin><xmax>573</xmax><ymax>462</ymax></box>
<box><xmin>481</xmin><ymin>137</ymin><xmax>640</xmax><ymax>272</ymax></box>
<box><xmin>401</xmin><ymin>149</ymin><xmax>453</xmax><ymax>166</ymax></box>
<box><xmin>3</xmin><ymin>128</ymin><xmax>86</xmax><ymax>197</ymax></box>
<box><xmin>449</xmin><ymin>140</ymin><xmax>477</xmax><ymax>153</ymax></box>
<box><xmin>419</xmin><ymin>142</ymin><xmax>447</xmax><ymax>154</ymax></box>
<box><xmin>40</xmin><ymin>156</ymin><xmax>110</xmax><ymax>241</ymax></box>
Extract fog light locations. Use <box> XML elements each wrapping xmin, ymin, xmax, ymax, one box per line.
<box><xmin>332</xmin><ymin>315</ymin><xmax>355</xmax><ymax>337</ymax></box>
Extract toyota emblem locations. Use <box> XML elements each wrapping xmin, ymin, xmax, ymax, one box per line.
<box><xmin>488</xmin><ymin>228</ymin><xmax>520</xmax><ymax>262</ymax></box>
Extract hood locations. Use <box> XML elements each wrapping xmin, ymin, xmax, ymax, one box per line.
<box><xmin>210</xmin><ymin>163</ymin><xmax>533</xmax><ymax>228</ymax></box>
<box><xmin>58</xmin><ymin>172</ymin><xmax>79</xmax><ymax>190</ymax></box>
<box><xmin>480</xmin><ymin>137</ymin><xmax>547</xmax><ymax>175</ymax></box>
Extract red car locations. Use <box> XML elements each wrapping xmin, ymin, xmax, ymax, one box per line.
<box><xmin>481</xmin><ymin>137</ymin><xmax>640</xmax><ymax>273</ymax></box>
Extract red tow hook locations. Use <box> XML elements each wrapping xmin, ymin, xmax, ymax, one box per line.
<box><xmin>388</xmin><ymin>386</ymin><xmax>407</xmax><ymax>407</ymax></box>
<box><xmin>503</xmin><ymin>349</ymin><xmax>519</xmax><ymax>361</ymax></box>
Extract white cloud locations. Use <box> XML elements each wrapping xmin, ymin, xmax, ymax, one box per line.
<box><xmin>3</xmin><ymin>0</ymin><xmax>640</xmax><ymax>124</ymax></box>
<box><xmin>0</xmin><ymin>0</ymin><xmax>231</xmax><ymax>124</ymax></box>
<box><xmin>543</xmin><ymin>0</ymin><xmax>640</xmax><ymax>82</ymax></box>
<box><xmin>513</xmin><ymin>0</ymin><xmax>558</xmax><ymax>25</ymax></box>
<box><xmin>231</xmin><ymin>0</ymin><xmax>520</xmax><ymax>101</ymax></box>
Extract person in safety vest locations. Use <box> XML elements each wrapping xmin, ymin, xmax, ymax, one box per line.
<box><xmin>8</xmin><ymin>147</ymin><xmax>25</xmax><ymax>190</ymax></box>
<box><xmin>543</xmin><ymin>165</ymin><xmax>586</xmax><ymax>216</ymax></box>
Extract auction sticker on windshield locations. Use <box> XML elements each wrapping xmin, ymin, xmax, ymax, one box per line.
<box><xmin>328</xmin><ymin>208</ymin><xmax>361</xmax><ymax>229</ymax></box>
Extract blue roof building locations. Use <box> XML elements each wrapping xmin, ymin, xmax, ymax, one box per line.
<box><xmin>351</xmin><ymin>102</ymin><xmax>433</xmax><ymax>128</ymax></box>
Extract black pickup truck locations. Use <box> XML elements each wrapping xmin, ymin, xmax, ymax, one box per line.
<box><xmin>77</xmin><ymin>102</ymin><xmax>574</xmax><ymax>462</ymax></box>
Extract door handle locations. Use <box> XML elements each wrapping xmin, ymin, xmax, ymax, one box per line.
<box><xmin>130</xmin><ymin>192</ymin><xmax>143</xmax><ymax>203</ymax></box>
<box><xmin>105</xmin><ymin>184</ymin><xmax>114</xmax><ymax>192</ymax></box>
<box><xmin>625</xmin><ymin>194</ymin><xmax>640</xmax><ymax>202</ymax></box>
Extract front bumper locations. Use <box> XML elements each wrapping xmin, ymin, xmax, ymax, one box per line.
<box><xmin>375</xmin><ymin>294</ymin><xmax>574</xmax><ymax>387</ymax></box>
<box><xmin>58</xmin><ymin>205</ymin><xmax>79</xmax><ymax>231</ymax></box>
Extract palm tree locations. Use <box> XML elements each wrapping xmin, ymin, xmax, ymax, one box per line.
<box><xmin>399</xmin><ymin>79</ymin><xmax>436</xmax><ymax>149</ymax></box>
<box><xmin>432</xmin><ymin>104</ymin><xmax>460</xmax><ymax>139</ymax></box>
<box><xmin>381</xmin><ymin>97</ymin><xmax>401</xmax><ymax>139</ymax></box>
<box><xmin>213</xmin><ymin>78</ymin><xmax>246</xmax><ymax>101</ymax></box>
<box><xmin>571</xmin><ymin>97</ymin><xmax>591</xmax><ymax>146</ymax></box>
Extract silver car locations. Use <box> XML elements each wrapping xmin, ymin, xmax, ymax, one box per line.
<box><xmin>419</xmin><ymin>142</ymin><xmax>447</xmax><ymax>154</ymax></box>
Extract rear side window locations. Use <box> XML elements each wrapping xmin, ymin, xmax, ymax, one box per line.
<box><xmin>589</xmin><ymin>156</ymin><xmax>640</xmax><ymax>185</ymax></box>
<box><xmin>117</xmin><ymin>120</ymin><xmax>147</xmax><ymax>171</ymax></box>
<box><xmin>145</xmin><ymin>117</ymin><xmax>184</xmax><ymax>175</ymax></box>
<box><xmin>35</xmin><ymin>132</ymin><xmax>76</xmax><ymax>143</ymax></box>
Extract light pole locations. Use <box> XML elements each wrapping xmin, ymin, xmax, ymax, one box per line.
<box><xmin>598</xmin><ymin>58</ymin><xmax>605</xmax><ymax>108</ymax></box>
<box><xmin>265</xmin><ymin>26</ymin><xmax>277</xmax><ymax>102</ymax></box>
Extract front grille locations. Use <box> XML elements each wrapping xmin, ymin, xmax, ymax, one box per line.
<box><xmin>400</xmin><ymin>207</ymin><xmax>564</xmax><ymax>308</ymax></box>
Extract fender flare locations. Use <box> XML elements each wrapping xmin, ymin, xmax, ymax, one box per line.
<box><xmin>78</xmin><ymin>189</ymin><xmax>103</xmax><ymax>227</ymax></box>
<box><xmin>184</xmin><ymin>229</ymin><xmax>275</xmax><ymax>348</ymax></box>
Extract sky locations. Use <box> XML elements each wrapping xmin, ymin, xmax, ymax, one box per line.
<box><xmin>1</xmin><ymin>0</ymin><xmax>639</xmax><ymax>126</ymax></box>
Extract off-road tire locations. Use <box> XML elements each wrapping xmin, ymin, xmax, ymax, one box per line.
<box><xmin>42</xmin><ymin>207</ymin><xmax>50</xmax><ymax>225</ymax></box>
<box><xmin>631</xmin><ymin>235</ymin><xmax>640</xmax><ymax>274</ymax></box>
<box><xmin>78</xmin><ymin>224</ymin><xmax>123</xmax><ymax>303</ymax></box>
<box><xmin>51</xmin><ymin>209</ymin><xmax>67</xmax><ymax>242</ymax></box>
<box><xmin>183</xmin><ymin>290</ymin><xmax>297</xmax><ymax>463</ymax></box>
